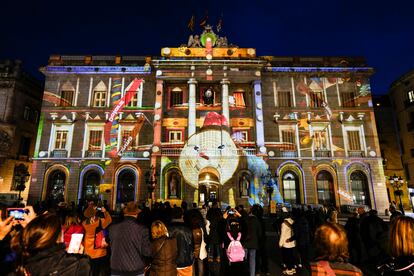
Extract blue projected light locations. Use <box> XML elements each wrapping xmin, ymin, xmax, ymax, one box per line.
<box><xmin>46</xmin><ymin>66</ymin><xmax>151</xmax><ymax>74</ymax></box>
<box><xmin>267</xmin><ymin>67</ymin><xmax>373</xmax><ymax>73</ymax></box>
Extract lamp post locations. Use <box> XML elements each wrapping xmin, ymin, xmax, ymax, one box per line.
<box><xmin>261</xmin><ymin>169</ymin><xmax>274</xmax><ymax>214</ymax></box>
<box><xmin>14</xmin><ymin>172</ymin><xmax>30</xmax><ymax>205</ymax></box>
<box><xmin>389</xmin><ymin>174</ymin><xmax>405</xmax><ymax>215</ymax></box>
<box><xmin>145</xmin><ymin>165</ymin><xmax>158</xmax><ymax>204</ymax></box>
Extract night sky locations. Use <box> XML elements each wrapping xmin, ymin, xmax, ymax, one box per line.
<box><xmin>1</xmin><ymin>0</ymin><xmax>413</xmax><ymax>94</ymax></box>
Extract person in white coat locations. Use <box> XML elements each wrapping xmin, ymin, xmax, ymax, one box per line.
<box><xmin>279</xmin><ymin>207</ymin><xmax>297</xmax><ymax>275</ymax></box>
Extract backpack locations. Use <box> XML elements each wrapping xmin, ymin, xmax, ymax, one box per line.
<box><xmin>226</xmin><ymin>232</ymin><xmax>245</xmax><ymax>263</ymax></box>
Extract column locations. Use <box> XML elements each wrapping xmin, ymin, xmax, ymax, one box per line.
<box><xmin>254</xmin><ymin>80</ymin><xmax>265</xmax><ymax>149</ymax></box>
<box><xmin>221</xmin><ymin>78</ymin><xmax>230</xmax><ymax>123</ymax></box>
<box><xmin>188</xmin><ymin>78</ymin><xmax>197</xmax><ymax>137</ymax></box>
<box><xmin>153</xmin><ymin>80</ymin><xmax>163</xmax><ymax>146</ymax></box>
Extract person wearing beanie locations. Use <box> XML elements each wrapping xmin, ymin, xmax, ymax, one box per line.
<box><xmin>82</xmin><ymin>202</ymin><xmax>112</xmax><ymax>276</ymax></box>
<box><xmin>108</xmin><ymin>201</ymin><xmax>151</xmax><ymax>276</ymax></box>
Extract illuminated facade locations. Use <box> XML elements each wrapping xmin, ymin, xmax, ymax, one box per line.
<box><xmin>0</xmin><ymin>60</ymin><xmax>43</xmax><ymax>203</ymax></box>
<box><xmin>29</xmin><ymin>29</ymin><xmax>389</xmax><ymax>211</ymax></box>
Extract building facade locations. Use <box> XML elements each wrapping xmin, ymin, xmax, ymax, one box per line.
<box><xmin>389</xmin><ymin>71</ymin><xmax>414</xmax><ymax>209</ymax></box>
<box><xmin>373</xmin><ymin>95</ymin><xmax>411</xmax><ymax>210</ymax></box>
<box><xmin>0</xmin><ymin>60</ymin><xmax>43</xmax><ymax>203</ymax></box>
<box><xmin>29</xmin><ymin>29</ymin><xmax>388</xmax><ymax>212</ymax></box>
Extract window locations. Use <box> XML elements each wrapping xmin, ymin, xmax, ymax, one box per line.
<box><xmin>408</xmin><ymin>90</ymin><xmax>414</xmax><ymax>103</ymax></box>
<box><xmin>350</xmin><ymin>171</ymin><xmax>370</xmax><ymax>206</ymax></box>
<box><xmin>341</xmin><ymin>91</ymin><xmax>356</xmax><ymax>107</ymax></box>
<box><xmin>282</xmin><ymin>172</ymin><xmax>299</xmax><ymax>204</ymax></box>
<box><xmin>169</xmin><ymin>131</ymin><xmax>183</xmax><ymax>143</ymax></box>
<box><xmin>411</xmin><ymin>149</ymin><xmax>414</xmax><ymax>158</ymax></box>
<box><xmin>33</xmin><ymin>110</ymin><xmax>39</xmax><ymax>123</ymax></box>
<box><xmin>82</xmin><ymin>170</ymin><xmax>101</xmax><ymax>202</ymax></box>
<box><xmin>19</xmin><ymin>137</ymin><xmax>31</xmax><ymax>156</ymax></box>
<box><xmin>405</xmin><ymin>163</ymin><xmax>411</xmax><ymax>180</ymax></box>
<box><xmin>317</xmin><ymin>171</ymin><xmax>335</xmax><ymax>205</ymax></box>
<box><xmin>127</xmin><ymin>93</ymin><xmax>138</xmax><ymax>107</ymax></box>
<box><xmin>122</xmin><ymin>129</ymin><xmax>138</xmax><ymax>150</ymax></box>
<box><xmin>171</xmin><ymin>88</ymin><xmax>183</xmax><ymax>107</ymax></box>
<box><xmin>60</xmin><ymin>90</ymin><xmax>74</xmax><ymax>107</ymax></box>
<box><xmin>278</xmin><ymin>91</ymin><xmax>292</xmax><ymax>107</ymax></box>
<box><xmin>55</xmin><ymin>131</ymin><xmax>68</xmax><ymax>149</ymax></box>
<box><xmin>93</xmin><ymin>91</ymin><xmax>107</xmax><ymax>107</ymax></box>
<box><xmin>47</xmin><ymin>170</ymin><xmax>66</xmax><ymax>203</ymax></box>
<box><xmin>313</xmin><ymin>130</ymin><xmax>329</xmax><ymax>150</ymax></box>
<box><xmin>23</xmin><ymin>106</ymin><xmax>30</xmax><ymax>120</ymax></box>
<box><xmin>309</xmin><ymin>91</ymin><xmax>324</xmax><ymax>107</ymax></box>
<box><xmin>347</xmin><ymin>131</ymin><xmax>361</xmax><ymax>151</ymax></box>
<box><xmin>233</xmin><ymin>91</ymin><xmax>246</xmax><ymax>107</ymax></box>
<box><xmin>281</xmin><ymin>129</ymin><xmax>295</xmax><ymax>150</ymax></box>
<box><xmin>88</xmin><ymin>130</ymin><xmax>102</xmax><ymax>150</ymax></box>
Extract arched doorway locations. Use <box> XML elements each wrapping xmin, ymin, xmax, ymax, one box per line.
<box><xmin>317</xmin><ymin>170</ymin><xmax>335</xmax><ymax>206</ymax></box>
<box><xmin>47</xmin><ymin>170</ymin><xmax>66</xmax><ymax>203</ymax></box>
<box><xmin>198</xmin><ymin>168</ymin><xmax>220</xmax><ymax>205</ymax></box>
<box><xmin>282</xmin><ymin>171</ymin><xmax>301</xmax><ymax>205</ymax></box>
<box><xmin>350</xmin><ymin>171</ymin><xmax>371</xmax><ymax>206</ymax></box>
<box><xmin>116</xmin><ymin>169</ymin><xmax>136</xmax><ymax>204</ymax></box>
<box><xmin>82</xmin><ymin>170</ymin><xmax>101</xmax><ymax>202</ymax></box>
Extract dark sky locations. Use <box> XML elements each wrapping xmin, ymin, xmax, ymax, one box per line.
<box><xmin>1</xmin><ymin>0</ymin><xmax>413</xmax><ymax>94</ymax></box>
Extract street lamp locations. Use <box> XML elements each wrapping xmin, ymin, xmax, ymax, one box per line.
<box><xmin>145</xmin><ymin>165</ymin><xmax>158</xmax><ymax>203</ymax></box>
<box><xmin>389</xmin><ymin>174</ymin><xmax>405</xmax><ymax>215</ymax></box>
<box><xmin>14</xmin><ymin>172</ymin><xmax>30</xmax><ymax>205</ymax></box>
<box><xmin>261</xmin><ymin>168</ymin><xmax>274</xmax><ymax>214</ymax></box>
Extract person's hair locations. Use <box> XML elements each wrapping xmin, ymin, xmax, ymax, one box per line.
<box><xmin>151</xmin><ymin>220</ymin><xmax>168</xmax><ymax>239</ymax></box>
<box><xmin>171</xmin><ymin>207</ymin><xmax>183</xmax><ymax>219</ymax></box>
<box><xmin>389</xmin><ymin>216</ymin><xmax>414</xmax><ymax>257</ymax></box>
<box><xmin>12</xmin><ymin>213</ymin><xmax>62</xmax><ymax>275</ymax></box>
<box><xmin>314</xmin><ymin>222</ymin><xmax>349</xmax><ymax>262</ymax></box>
<box><xmin>63</xmin><ymin>213</ymin><xmax>80</xmax><ymax>228</ymax></box>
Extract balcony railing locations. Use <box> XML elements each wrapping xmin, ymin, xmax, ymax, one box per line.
<box><xmin>275</xmin><ymin>149</ymin><xmax>298</xmax><ymax>158</ymax></box>
<box><xmin>348</xmin><ymin>150</ymin><xmax>365</xmax><ymax>158</ymax></box>
<box><xmin>161</xmin><ymin>147</ymin><xmax>257</xmax><ymax>157</ymax></box>
<box><xmin>86</xmin><ymin>150</ymin><xmax>103</xmax><ymax>158</ymax></box>
<box><xmin>314</xmin><ymin>149</ymin><xmax>331</xmax><ymax>158</ymax></box>
<box><xmin>122</xmin><ymin>151</ymin><xmax>140</xmax><ymax>158</ymax></box>
<box><xmin>51</xmin><ymin>149</ymin><xmax>68</xmax><ymax>158</ymax></box>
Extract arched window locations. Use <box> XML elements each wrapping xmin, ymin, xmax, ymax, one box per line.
<box><xmin>92</xmin><ymin>81</ymin><xmax>107</xmax><ymax>107</ymax></box>
<box><xmin>350</xmin><ymin>171</ymin><xmax>370</xmax><ymax>206</ymax></box>
<box><xmin>282</xmin><ymin>171</ymin><xmax>300</xmax><ymax>204</ymax></box>
<box><xmin>82</xmin><ymin>170</ymin><xmax>101</xmax><ymax>202</ymax></box>
<box><xmin>60</xmin><ymin>82</ymin><xmax>75</xmax><ymax>107</ymax></box>
<box><xmin>317</xmin><ymin>170</ymin><xmax>335</xmax><ymax>206</ymax></box>
<box><xmin>171</xmin><ymin>87</ymin><xmax>183</xmax><ymax>107</ymax></box>
<box><xmin>47</xmin><ymin>170</ymin><xmax>66</xmax><ymax>202</ymax></box>
<box><xmin>117</xmin><ymin>169</ymin><xmax>136</xmax><ymax>203</ymax></box>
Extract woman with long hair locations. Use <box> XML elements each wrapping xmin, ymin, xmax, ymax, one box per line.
<box><xmin>11</xmin><ymin>213</ymin><xmax>90</xmax><ymax>275</ymax></box>
<box><xmin>310</xmin><ymin>222</ymin><xmax>362</xmax><ymax>275</ymax></box>
<box><xmin>82</xmin><ymin>203</ymin><xmax>112</xmax><ymax>276</ymax></box>
<box><xmin>149</xmin><ymin>220</ymin><xmax>177</xmax><ymax>276</ymax></box>
<box><xmin>378</xmin><ymin>216</ymin><xmax>414</xmax><ymax>275</ymax></box>
<box><xmin>62</xmin><ymin>213</ymin><xmax>85</xmax><ymax>250</ymax></box>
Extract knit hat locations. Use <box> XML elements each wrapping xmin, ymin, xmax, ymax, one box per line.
<box><xmin>83</xmin><ymin>205</ymin><xmax>96</xmax><ymax>218</ymax></box>
<box><xmin>124</xmin><ymin>201</ymin><xmax>139</xmax><ymax>216</ymax></box>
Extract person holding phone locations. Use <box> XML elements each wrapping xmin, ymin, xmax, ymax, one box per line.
<box><xmin>62</xmin><ymin>213</ymin><xmax>85</xmax><ymax>251</ymax></box>
<box><xmin>11</xmin><ymin>213</ymin><xmax>90</xmax><ymax>275</ymax></box>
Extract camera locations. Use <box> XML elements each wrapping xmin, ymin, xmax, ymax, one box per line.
<box><xmin>228</xmin><ymin>209</ymin><xmax>235</xmax><ymax>215</ymax></box>
<box><xmin>96</xmin><ymin>207</ymin><xmax>102</xmax><ymax>211</ymax></box>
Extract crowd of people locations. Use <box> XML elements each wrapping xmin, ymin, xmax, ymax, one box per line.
<box><xmin>0</xmin><ymin>199</ymin><xmax>414</xmax><ymax>276</ymax></box>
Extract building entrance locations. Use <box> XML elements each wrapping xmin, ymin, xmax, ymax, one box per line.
<box><xmin>198</xmin><ymin>168</ymin><xmax>220</xmax><ymax>205</ymax></box>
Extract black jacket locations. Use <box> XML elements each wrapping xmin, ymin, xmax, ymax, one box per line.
<box><xmin>23</xmin><ymin>244</ymin><xmax>91</xmax><ymax>276</ymax></box>
<box><xmin>108</xmin><ymin>216</ymin><xmax>152</xmax><ymax>275</ymax></box>
<box><xmin>378</xmin><ymin>256</ymin><xmax>414</xmax><ymax>275</ymax></box>
<box><xmin>168</xmin><ymin>220</ymin><xmax>194</xmax><ymax>268</ymax></box>
<box><xmin>244</xmin><ymin>214</ymin><xmax>262</xmax><ymax>249</ymax></box>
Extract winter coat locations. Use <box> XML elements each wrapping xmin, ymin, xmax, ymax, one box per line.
<box><xmin>23</xmin><ymin>244</ymin><xmax>91</xmax><ymax>276</ymax></box>
<box><xmin>244</xmin><ymin>214</ymin><xmax>262</xmax><ymax>249</ymax></box>
<box><xmin>168</xmin><ymin>220</ymin><xmax>194</xmax><ymax>268</ymax></box>
<box><xmin>149</xmin><ymin>237</ymin><xmax>177</xmax><ymax>276</ymax></box>
<box><xmin>63</xmin><ymin>224</ymin><xmax>85</xmax><ymax>248</ymax></box>
<box><xmin>279</xmin><ymin>218</ymin><xmax>295</xmax><ymax>248</ymax></box>
<box><xmin>108</xmin><ymin>216</ymin><xmax>152</xmax><ymax>275</ymax></box>
<box><xmin>82</xmin><ymin>211</ymin><xmax>112</xmax><ymax>259</ymax></box>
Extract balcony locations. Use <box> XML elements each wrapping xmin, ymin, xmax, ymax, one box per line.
<box><xmin>314</xmin><ymin>149</ymin><xmax>331</xmax><ymax>158</ymax></box>
<box><xmin>161</xmin><ymin>147</ymin><xmax>257</xmax><ymax>157</ymax></box>
<box><xmin>348</xmin><ymin>150</ymin><xmax>365</xmax><ymax>158</ymax></box>
<box><xmin>122</xmin><ymin>151</ymin><xmax>140</xmax><ymax>158</ymax></box>
<box><xmin>51</xmin><ymin>149</ymin><xmax>68</xmax><ymax>158</ymax></box>
<box><xmin>275</xmin><ymin>149</ymin><xmax>298</xmax><ymax>158</ymax></box>
<box><xmin>86</xmin><ymin>150</ymin><xmax>103</xmax><ymax>158</ymax></box>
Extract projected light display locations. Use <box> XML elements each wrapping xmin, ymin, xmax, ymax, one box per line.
<box><xmin>179</xmin><ymin>112</ymin><xmax>239</xmax><ymax>188</ymax></box>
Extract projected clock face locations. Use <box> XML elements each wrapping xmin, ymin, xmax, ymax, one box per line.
<box><xmin>179</xmin><ymin>129</ymin><xmax>239</xmax><ymax>188</ymax></box>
